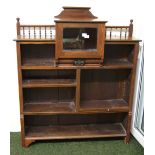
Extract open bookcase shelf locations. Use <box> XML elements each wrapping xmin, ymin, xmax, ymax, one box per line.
<box><xmin>25</xmin><ymin>123</ymin><xmax>126</xmax><ymax>140</ymax></box>
<box><xmin>24</xmin><ymin>101</ymin><xmax>75</xmax><ymax>115</ymax></box>
<box><xmin>24</xmin><ymin>113</ymin><xmax>127</xmax><ymax>140</ymax></box>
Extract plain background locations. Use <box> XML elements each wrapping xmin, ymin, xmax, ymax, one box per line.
<box><xmin>0</xmin><ymin>0</ymin><xmax>153</xmax><ymax>154</ymax></box>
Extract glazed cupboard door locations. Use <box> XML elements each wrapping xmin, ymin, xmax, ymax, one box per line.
<box><xmin>131</xmin><ymin>42</ymin><xmax>144</xmax><ymax>147</ymax></box>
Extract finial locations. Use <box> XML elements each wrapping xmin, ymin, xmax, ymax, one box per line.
<box><xmin>130</xmin><ymin>19</ymin><xmax>133</xmax><ymax>25</ymax></box>
<box><xmin>16</xmin><ymin>17</ymin><xmax>20</xmax><ymax>22</ymax></box>
<box><xmin>129</xmin><ymin>19</ymin><xmax>133</xmax><ymax>38</ymax></box>
<box><xmin>16</xmin><ymin>17</ymin><xmax>20</xmax><ymax>36</ymax></box>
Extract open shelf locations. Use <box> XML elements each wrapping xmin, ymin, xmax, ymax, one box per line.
<box><xmin>80</xmin><ymin>69</ymin><xmax>131</xmax><ymax>111</ymax></box>
<box><xmin>23</xmin><ymin>87</ymin><xmax>76</xmax><ymax>114</ymax></box>
<box><xmin>25</xmin><ymin>123</ymin><xmax>126</xmax><ymax>140</ymax></box>
<box><xmin>24</xmin><ymin>100</ymin><xmax>75</xmax><ymax>115</ymax></box>
<box><xmin>21</xmin><ymin>44</ymin><xmax>55</xmax><ymax>66</ymax></box>
<box><xmin>22</xmin><ymin>70</ymin><xmax>76</xmax><ymax>88</ymax></box>
<box><xmin>80</xmin><ymin>99</ymin><xmax>129</xmax><ymax>112</ymax></box>
<box><xmin>23</xmin><ymin>79</ymin><xmax>77</xmax><ymax>88</ymax></box>
<box><xmin>24</xmin><ymin>113</ymin><xmax>127</xmax><ymax>140</ymax></box>
<box><xmin>104</xmin><ymin>44</ymin><xmax>134</xmax><ymax>68</ymax></box>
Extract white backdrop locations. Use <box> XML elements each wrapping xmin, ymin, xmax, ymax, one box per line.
<box><xmin>0</xmin><ymin>0</ymin><xmax>144</xmax><ymax>132</ymax></box>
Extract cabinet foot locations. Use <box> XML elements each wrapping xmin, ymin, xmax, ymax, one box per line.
<box><xmin>124</xmin><ymin>136</ymin><xmax>130</xmax><ymax>144</ymax></box>
<box><xmin>23</xmin><ymin>139</ymin><xmax>35</xmax><ymax>147</ymax></box>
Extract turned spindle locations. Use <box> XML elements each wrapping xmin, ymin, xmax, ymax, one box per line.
<box><xmin>45</xmin><ymin>26</ymin><xmax>47</xmax><ymax>38</ymax></box>
<box><xmin>34</xmin><ymin>27</ymin><xmax>36</xmax><ymax>38</ymax></box>
<box><xmin>125</xmin><ymin>28</ymin><xmax>127</xmax><ymax>38</ymax></box>
<box><xmin>129</xmin><ymin>19</ymin><xmax>133</xmax><ymax>38</ymax></box>
<box><xmin>120</xmin><ymin>28</ymin><xmax>122</xmax><ymax>38</ymax></box>
<box><xmin>50</xmin><ymin>27</ymin><xmax>52</xmax><ymax>38</ymax></box>
<box><xmin>110</xmin><ymin>28</ymin><xmax>112</xmax><ymax>39</ymax></box>
<box><xmin>16</xmin><ymin>18</ymin><xmax>20</xmax><ymax>36</ymax></box>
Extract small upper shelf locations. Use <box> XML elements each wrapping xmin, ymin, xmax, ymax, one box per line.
<box><xmin>103</xmin><ymin>59</ymin><xmax>133</xmax><ymax>69</ymax></box>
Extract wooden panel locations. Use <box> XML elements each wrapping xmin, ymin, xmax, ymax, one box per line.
<box><xmin>25</xmin><ymin>113</ymin><xmax>127</xmax><ymax>125</ymax></box>
<box><xmin>54</xmin><ymin>6</ymin><xmax>97</xmax><ymax>19</ymax></box>
<box><xmin>23</xmin><ymin>88</ymin><xmax>75</xmax><ymax>103</ymax></box>
<box><xmin>25</xmin><ymin>123</ymin><xmax>126</xmax><ymax>140</ymax></box>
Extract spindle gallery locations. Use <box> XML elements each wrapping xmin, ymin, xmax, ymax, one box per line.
<box><xmin>14</xmin><ymin>6</ymin><xmax>141</xmax><ymax>147</ymax></box>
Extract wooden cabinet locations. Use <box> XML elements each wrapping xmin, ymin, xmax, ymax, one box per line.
<box><xmin>55</xmin><ymin>23</ymin><xmax>105</xmax><ymax>59</ymax></box>
<box><xmin>14</xmin><ymin>7</ymin><xmax>141</xmax><ymax>147</ymax></box>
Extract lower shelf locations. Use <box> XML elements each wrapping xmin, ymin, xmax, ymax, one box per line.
<box><xmin>25</xmin><ymin>123</ymin><xmax>126</xmax><ymax>140</ymax></box>
<box><xmin>80</xmin><ymin>99</ymin><xmax>129</xmax><ymax>112</ymax></box>
<box><xmin>24</xmin><ymin>101</ymin><xmax>75</xmax><ymax>114</ymax></box>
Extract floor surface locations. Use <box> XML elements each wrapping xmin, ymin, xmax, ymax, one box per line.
<box><xmin>10</xmin><ymin>132</ymin><xmax>144</xmax><ymax>155</ymax></box>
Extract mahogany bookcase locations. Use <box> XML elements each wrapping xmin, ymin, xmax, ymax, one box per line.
<box><xmin>14</xmin><ymin>7</ymin><xmax>141</xmax><ymax>147</ymax></box>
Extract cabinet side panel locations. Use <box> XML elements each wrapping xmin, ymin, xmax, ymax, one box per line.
<box><xmin>16</xmin><ymin>42</ymin><xmax>25</xmax><ymax>145</ymax></box>
<box><xmin>125</xmin><ymin>43</ymin><xmax>139</xmax><ymax>143</ymax></box>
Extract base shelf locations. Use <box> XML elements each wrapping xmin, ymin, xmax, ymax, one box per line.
<box><xmin>24</xmin><ymin>101</ymin><xmax>75</xmax><ymax>115</ymax></box>
<box><xmin>25</xmin><ymin>123</ymin><xmax>126</xmax><ymax>140</ymax></box>
<box><xmin>80</xmin><ymin>99</ymin><xmax>129</xmax><ymax>112</ymax></box>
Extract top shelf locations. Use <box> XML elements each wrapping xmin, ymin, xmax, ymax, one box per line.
<box><xmin>14</xmin><ymin>18</ymin><xmax>141</xmax><ymax>42</ymax></box>
<box><xmin>14</xmin><ymin>36</ymin><xmax>141</xmax><ymax>43</ymax></box>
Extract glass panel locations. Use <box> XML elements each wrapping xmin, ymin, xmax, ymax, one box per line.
<box><xmin>141</xmin><ymin>111</ymin><xmax>144</xmax><ymax>132</ymax></box>
<box><xmin>63</xmin><ymin>28</ymin><xmax>97</xmax><ymax>51</ymax></box>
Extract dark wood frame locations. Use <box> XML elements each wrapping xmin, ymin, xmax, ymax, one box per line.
<box><xmin>14</xmin><ymin>7</ymin><xmax>141</xmax><ymax>148</ymax></box>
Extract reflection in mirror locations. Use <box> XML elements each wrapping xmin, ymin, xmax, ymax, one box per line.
<box><xmin>63</xmin><ymin>28</ymin><xmax>97</xmax><ymax>51</ymax></box>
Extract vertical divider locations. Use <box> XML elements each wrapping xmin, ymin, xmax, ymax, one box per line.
<box><xmin>75</xmin><ymin>68</ymin><xmax>81</xmax><ymax>112</ymax></box>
